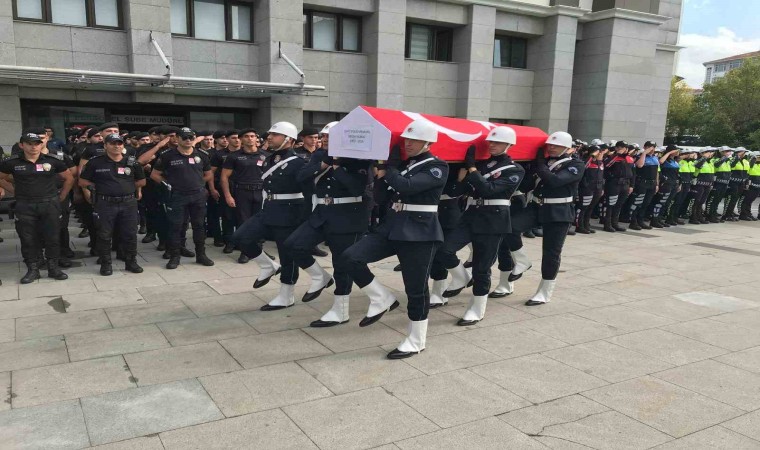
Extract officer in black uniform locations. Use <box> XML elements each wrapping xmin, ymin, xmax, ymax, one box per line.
<box><xmin>690</xmin><ymin>147</ymin><xmax>717</xmax><ymax>224</ymax></box>
<box><xmin>0</xmin><ymin>131</ymin><xmax>75</xmax><ymax>283</ymax></box>
<box><xmin>151</xmin><ymin>129</ymin><xmax>215</xmax><ymax>269</ymax></box>
<box><xmin>628</xmin><ymin>141</ymin><xmax>660</xmax><ymax>230</ymax></box>
<box><xmin>523</xmin><ymin>131</ymin><xmax>584</xmax><ymax>305</ymax></box>
<box><xmin>649</xmin><ymin>145</ymin><xmax>681</xmax><ymax>227</ymax></box>
<box><xmin>574</xmin><ymin>144</ymin><xmax>604</xmax><ymax>234</ymax></box>
<box><xmin>602</xmin><ymin>141</ymin><xmax>634</xmax><ymax>232</ymax></box>
<box><xmin>723</xmin><ymin>147</ymin><xmax>750</xmax><ymax>221</ymax></box>
<box><xmin>430</xmin><ymin>127</ymin><xmax>524</xmax><ymax>327</ymax></box>
<box><xmin>221</xmin><ymin>128</ymin><xmax>269</xmax><ymax>263</ymax></box>
<box><xmin>231</xmin><ymin>121</ymin><xmax>314</xmax><ymax>310</ymax></box>
<box><xmin>79</xmin><ymin>134</ymin><xmax>146</xmax><ymax>275</ymax></box>
<box><xmin>295</xmin><ymin>127</ymin><xmax>329</xmax><ymax>258</ymax></box>
<box><xmin>136</xmin><ymin>130</ymin><xmax>172</xmax><ymax>245</ymax></box>
<box><xmin>284</xmin><ymin>121</ymin><xmax>371</xmax><ymax>326</ymax></box>
<box><xmin>705</xmin><ymin>146</ymin><xmax>733</xmax><ymax>222</ymax></box>
<box><xmin>340</xmin><ymin>119</ymin><xmax>448</xmax><ymax>359</ymax></box>
<box><xmin>206</xmin><ymin>130</ymin><xmax>228</xmax><ymax>247</ymax></box>
<box><xmin>210</xmin><ymin>131</ymin><xmax>239</xmax><ymax>253</ymax></box>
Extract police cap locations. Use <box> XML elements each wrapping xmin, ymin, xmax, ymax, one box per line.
<box><xmin>104</xmin><ymin>133</ymin><xmax>124</xmax><ymax>144</ymax></box>
<box><xmin>615</xmin><ymin>140</ymin><xmax>628</xmax><ymax>148</ymax></box>
<box><xmin>19</xmin><ymin>130</ymin><xmax>44</xmax><ymax>143</ymax></box>
<box><xmin>98</xmin><ymin>122</ymin><xmax>119</xmax><ymax>132</ymax></box>
<box><xmin>227</xmin><ymin>129</ymin><xmax>240</xmax><ymax>137</ymax></box>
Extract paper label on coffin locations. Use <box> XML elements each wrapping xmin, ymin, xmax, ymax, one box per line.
<box><xmin>328</xmin><ymin>106</ymin><xmax>549</xmax><ymax>162</ymax></box>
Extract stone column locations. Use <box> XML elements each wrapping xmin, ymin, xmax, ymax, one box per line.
<box><xmin>527</xmin><ymin>14</ymin><xmax>578</xmax><ymax>133</ymax></box>
<box><xmin>125</xmin><ymin>0</ymin><xmax>175</xmax><ymax>103</ymax></box>
<box><xmin>0</xmin><ymin>0</ymin><xmax>21</xmax><ymax>151</ymax></box>
<box><xmin>366</xmin><ymin>0</ymin><xmax>406</xmax><ymax>109</ymax></box>
<box><xmin>454</xmin><ymin>4</ymin><xmax>495</xmax><ymax>120</ymax></box>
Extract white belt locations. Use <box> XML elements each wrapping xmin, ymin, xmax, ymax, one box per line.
<box><xmin>264</xmin><ymin>192</ymin><xmax>304</xmax><ymax>201</ymax></box>
<box><xmin>315</xmin><ymin>196</ymin><xmax>363</xmax><ymax>205</ymax></box>
<box><xmin>466</xmin><ymin>198</ymin><xmax>511</xmax><ymax>207</ymax></box>
<box><xmin>391</xmin><ymin>203</ymin><xmax>438</xmax><ymax>213</ymax></box>
<box><xmin>440</xmin><ymin>194</ymin><xmax>458</xmax><ymax>200</ymax></box>
<box><xmin>541</xmin><ymin>196</ymin><xmax>574</xmax><ymax>204</ymax></box>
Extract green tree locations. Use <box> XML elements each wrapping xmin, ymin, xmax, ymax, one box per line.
<box><xmin>665</xmin><ymin>76</ymin><xmax>697</xmax><ymax>141</ymax></box>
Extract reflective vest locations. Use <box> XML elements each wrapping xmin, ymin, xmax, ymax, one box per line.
<box><xmin>714</xmin><ymin>158</ymin><xmax>732</xmax><ymax>173</ymax></box>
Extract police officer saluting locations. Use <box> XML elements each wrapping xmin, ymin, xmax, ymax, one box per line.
<box><xmin>340</xmin><ymin>119</ymin><xmax>449</xmax><ymax>359</ymax></box>
<box><xmin>0</xmin><ymin>130</ymin><xmax>75</xmax><ymax>283</ymax></box>
<box><xmin>150</xmin><ymin>129</ymin><xmax>215</xmax><ymax>269</ymax></box>
<box><xmin>79</xmin><ymin>134</ymin><xmax>146</xmax><ymax>275</ymax></box>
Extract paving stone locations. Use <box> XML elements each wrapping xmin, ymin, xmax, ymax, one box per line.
<box><xmin>436</xmin><ymin>299</ymin><xmax>536</xmax><ymax>327</ymax></box>
<box><xmin>66</xmin><ymin>324</ymin><xmax>170</xmax><ymax>361</ymax></box>
<box><xmin>664</xmin><ymin>318</ymin><xmax>760</xmax><ymax>351</ymax></box>
<box><xmin>298</xmin><ymin>347</ymin><xmax>425</xmax><ymax>394</ymax></box>
<box><xmin>206</xmin><ymin>276</ymin><xmax>258</xmax><ymax>295</ymax></box>
<box><xmin>653</xmin><ymin>426</ymin><xmax>760</xmax><ymax>450</ymax></box>
<box><xmin>19</xmin><ymin>279</ymin><xmax>97</xmax><ymax>299</ymax></box>
<box><xmin>499</xmin><ymin>394</ymin><xmax>609</xmax><ymax>436</ymax></box>
<box><xmin>674</xmin><ymin>291</ymin><xmax>758</xmax><ymax>312</ymax></box>
<box><xmin>655</xmin><ymin>359</ymin><xmax>760</xmax><ymax>411</ymax></box>
<box><xmin>585</xmin><ymin>376</ymin><xmax>744</xmax><ymax>437</ymax></box>
<box><xmin>0</xmin><ymin>284</ymin><xmax>18</xmax><ymax>301</ymax></box>
<box><xmin>181</xmin><ymin>292</ymin><xmax>264</xmax><ymax>317</ymax></box>
<box><xmin>16</xmin><ymin>310</ymin><xmax>112</xmax><ymax>340</ymax></box>
<box><xmin>711</xmin><ymin>309</ymin><xmax>760</xmax><ymax>329</ymax></box>
<box><xmin>573</xmin><ymin>305</ymin><xmax>676</xmax><ymax>332</ymax></box>
<box><xmin>81</xmin><ymin>378</ymin><xmax>224</xmax><ymax>446</ymax></box>
<box><xmin>0</xmin><ymin>372</ymin><xmax>9</xmax><ymax>412</ymax></box>
<box><xmin>520</xmin><ymin>314</ymin><xmax>622</xmax><ymax>344</ymax></box>
<box><xmin>0</xmin><ymin>319</ymin><xmax>13</xmax><ymax>343</ymax></box>
<box><xmin>221</xmin><ymin>329</ymin><xmax>332</xmax><ymax>368</ymax></box>
<box><xmin>0</xmin><ymin>297</ymin><xmax>74</xmax><ymax>320</ymax></box>
<box><xmin>91</xmin><ymin>436</ymin><xmax>164</xmax><ymax>449</ymax></box>
<box><xmin>596</xmin><ymin>280</ymin><xmax>679</xmax><ymax>300</ymax></box>
<box><xmin>384</xmin><ymin>369</ymin><xmax>531</xmax><ymax>428</ymax></box>
<box><xmin>124</xmin><ymin>342</ymin><xmax>242</xmax><ymax>386</ymax></box>
<box><xmin>0</xmin><ymin>400</ymin><xmax>90</xmax><ymax>450</ymax></box>
<box><xmin>157</xmin><ymin>314</ymin><xmax>256</xmax><ymax>346</ymax></box>
<box><xmin>157</xmin><ymin>266</ymin><xmax>231</xmax><ymax>284</ymax></box>
<box><xmin>283</xmin><ymin>387</ymin><xmax>438</xmax><ymax>450</ymax></box>
<box><xmin>160</xmin><ymin>408</ymin><xmax>318</xmax><ymax>449</ymax></box>
<box><xmin>723</xmin><ymin>410</ymin><xmax>760</xmax><ymax>441</ymax></box>
<box><xmin>105</xmin><ymin>301</ymin><xmax>197</xmax><ymax>327</ymax></box>
<box><xmin>238</xmin><ymin>303</ymin><xmax>330</xmax><ymax>334</ymax></box>
<box><xmin>12</xmin><ymin>356</ymin><xmax>136</xmax><ymax>408</ymax></box>
<box><xmin>199</xmin><ymin>362</ymin><xmax>332</xmax><ymax>416</ymax></box>
<box><xmin>303</xmin><ymin>320</ymin><xmax>407</xmax><ymax>353</ymax></box>
<box><xmin>94</xmin><ymin>272</ymin><xmax>167</xmax><ymax>292</ymax></box>
<box><xmin>62</xmin><ymin>289</ymin><xmax>145</xmax><ymax>312</ymax></box>
<box><xmin>470</xmin><ymin>354</ymin><xmax>608</xmax><ymax>404</ymax></box>
<box><xmin>619</xmin><ymin>328</ymin><xmax>727</xmax><ymax>363</ymax></box>
<box><xmin>543</xmin><ymin>340</ymin><xmax>674</xmax><ymax>383</ymax></box>
<box><xmin>380</xmin><ymin>333</ymin><xmax>501</xmax><ymax>375</ymax></box>
<box><xmin>535</xmin><ymin>410</ymin><xmax>671</xmax><ymax>450</ymax></box>
<box><xmin>715</xmin><ymin>346</ymin><xmax>760</xmax><ymax>374</ymax></box>
<box><xmin>0</xmin><ymin>336</ymin><xmax>69</xmax><ymax>372</ymax></box>
<box><xmin>137</xmin><ymin>281</ymin><xmax>218</xmax><ymax>303</ymax></box>
<box><xmin>457</xmin><ymin>322</ymin><xmax>567</xmax><ymax>358</ymax></box>
<box><xmin>507</xmin><ymin>298</ymin><xmax>589</xmax><ymax>317</ymax></box>
<box><xmin>396</xmin><ymin>416</ymin><xmax>545</xmax><ymax>450</ymax></box>
<box><xmin>625</xmin><ymin>296</ymin><xmax>723</xmax><ymax>321</ymax></box>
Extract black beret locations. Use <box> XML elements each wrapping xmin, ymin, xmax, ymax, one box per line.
<box><xmin>239</xmin><ymin>128</ymin><xmax>258</xmax><ymax>136</ymax></box>
<box><xmin>213</xmin><ymin>130</ymin><xmax>228</xmax><ymax>139</ymax></box>
<box><xmin>299</xmin><ymin>127</ymin><xmax>320</xmax><ymax>137</ymax></box>
<box><xmin>226</xmin><ymin>129</ymin><xmax>240</xmax><ymax>137</ymax></box>
<box><xmin>98</xmin><ymin>122</ymin><xmax>119</xmax><ymax>131</ymax></box>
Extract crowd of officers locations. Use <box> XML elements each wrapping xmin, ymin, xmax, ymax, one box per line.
<box><xmin>0</xmin><ymin>120</ymin><xmax>758</xmax><ymax>359</ymax></box>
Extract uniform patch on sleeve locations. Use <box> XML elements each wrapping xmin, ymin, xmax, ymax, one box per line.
<box><xmin>509</xmin><ymin>174</ymin><xmax>520</xmax><ymax>183</ymax></box>
<box><xmin>568</xmin><ymin>166</ymin><xmax>579</xmax><ymax>175</ymax></box>
<box><xmin>430</xmin><ymin>167</ymin><xmax>443</xmax><ymax>178</ymax></box>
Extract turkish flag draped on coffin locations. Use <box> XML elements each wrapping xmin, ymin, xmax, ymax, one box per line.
<box><xmin>328</xmin><ymin>106</ymin><xmax>549</xmax><ymax>162</ymax></box>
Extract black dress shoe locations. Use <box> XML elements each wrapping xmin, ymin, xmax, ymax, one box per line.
<box><xmin>523</xmin><ymin>230</ymin><xmax>535</xmax><ymax>239</ymax></box>
<box><xmin>162</xmin><ymin>251</ymin><xmax>170</xmax><ymax>260</ymax></box>
<box><xmin>238</xmin><ymin>254</ymin><xmax>250</xmax><ymax>264</ymax></box>
<box><xmin>138</xmin><ymin>225</ymin><xmax>146</xmax><ymax>234</ymax></box>
<box><xmin>156</xmin><ymin>242</ymin><xmax>166</xmax><ymax>251</ymax></box>
<box><xmin>20</xmin><ymin>267</ymin><xmax>41</xmax><ymax>284</ymax></box>
<box><xmin>253</xmin><ymin>267</ymin><xmax>281</xmax><ymax>289</ymax></box>
<box><xmin>166</xmin><ymin>256</ymin><xmax>180</xmax><ymax>269</ymax></box>
<box><xmin>488</xmin><ymin>290</ymin><xmax>511</xmax><ymax>299</ymax></box>
<box><xmin>508</xmin><ymin>270</ymin><xmax>528</xmax><ymax>282</ymax></box>
<box><xmin>442</xmin><ymin>278</ymin><xmax>474</xmax><ymax>298</ymax></box>
<box><xmin>393</xmin><ymin>264</ymin><xmax>402</xmax><ymax>272</ymax></box>
<box><xmin>387</xmin><ymin>348</ymin><xmax>423</xmax><ymax>359</ymax></box>
<box><xmin>180</xmin><ymin>247</ymin><xmax>195</xmax><ymax>258</ymax></box>
<box><xmin>196</xmin><ymin>253</ymin><xmax>215</xmax><ymax>267</ymax></box>
<box><xmin>213</xmin><ymin>239</ymin><xmax>225</xmax><ymax>247</ymax></box>
<box><xmin>142</xmin><ymin>233</ymin><xmax>156</xmax><ymax>244</ymax></box>
<box><xmin>628</xmin><ymin>223</ymin><xmax>642</xmax><ymax>231</ymax></box>
<box><xmin>78</xmin><ymin>229</ymin><xmax>89</xmax><ymax>238</ymax></box>
<box><xmin>58</xmin><ymin>258</ymin><xmax>73</xmax><ymax>268</ymax></box>
<box><xmin>125</xmin><ymin>260</ymin><xmax>144</xmax><ymax>273</ymax></box>
<box><xmin>62</xmin><ymin>248</ymin><xmax>75</xmax><ymax>259</ymax></box>
<box><xmin>463</xmin><ymin>261</ymin><xmax>473</xmax><ymax>269</ymax></box>
<box><xmin>100</xmin><ymin>264</ymin><xmax>113</xmax><ymax>276</ymax></box>
<box><xmin>575</xmin><ymin>228</ymin><xmax>591</xmax><ymax>234</ymax></box>
<box><xmin>260</xmin><ymin>303</ymin><xmax>293</xmax><ymax>311</ymax></box>
<box><xmin>223</xmin><ymin>243</ymin><xmax>235</xmax><ymax>254</ymax></box>
<box><xmin>525</xmin><ymin>299</ymin><xmax>546</xmax><ymax>306</ymax></box>
<box><xmin>302</xmin><ymin>279</ymin><xmax>334</xmax><ymax>303</ymax></box>
<box><xmin>264</xmin><ymin>251</ymin><xmax>276</xmax><ymax>261</ymax></box>
<box><xmin>310</xmin><ymin>318</ymin><xmax>348</xmax><ymax>328</ymax></box>
<box><xmin>359</xmin><ymin>300</ymin><xmax>400</xmax><ymax>327</ymax></box>
<box><xmin>456</xmin><ymin>318</ymin><xmax>479</xmax><ymax>326</ymax></box>
<box><xmin>311</xmin><ymin>246</ymin><xmax>329</xmax><ymax>257</ymax></box>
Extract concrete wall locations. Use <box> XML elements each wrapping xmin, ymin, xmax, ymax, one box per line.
<box><xmin>490</xmin><ymin>68</ymin><xmax>534</xmax><ymax>120</ymax></box>
<box><xmin>172</xmin><ymin>38</ymin><xmax>260</xmax><ymax>81</ymax></box>
<box><xmin>303</xmin><ymin>50</ymin><xmax>368</xmax><ymax>112</ymax></box>
<box><xmin>403</xmin><ymin>60</ymin><xmax>459</xmax><ymax>116</ymax></box>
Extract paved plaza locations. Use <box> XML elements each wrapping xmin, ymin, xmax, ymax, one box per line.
<box><xmin>1</xmin><ymin>217</ymin><xmax>760</xmax><ymax>449</ymax></box>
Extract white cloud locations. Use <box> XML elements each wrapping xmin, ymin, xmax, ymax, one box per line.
<box><xmin>676</xmin><ymin>27</ymin><xmax>760</xmax><ymax>88</ymax></box>
<box><xmin>683</xmin><ymin>0</ymin><xmax>711</xmax><ymax>9</ymax></box>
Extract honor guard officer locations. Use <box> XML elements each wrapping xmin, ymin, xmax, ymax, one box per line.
<box><xmin>220</xmin><ymin>128</ymin><xmax>269</xmax><ymax>264</ymax></box>
<box><xmin>231</xmin><ymin>122</ymin><xmax>321</xmax><ymax>310</ymax></box>
<box><xmin>0</xmin><ymin>131</ymin><xmax>75</xmax><ymax>284</ymax></box>
<box><xmin>430</xmin><ymin>126</ymin><xmax>524</xmax><ymax>326</ymax></box>
<box><xmin>340</xmin><ymin>119</ymin><xmax>449</xmax><ymax>359</ymax></box>
<box><xmin>151</xmin><ymin>129</ymin><xmax>215</xmax><ymax>269</ymax></box>
<box><xmin>283</xmin><ymin>121</ymin><xmax>371</xmax><ymax>327</ymax></box>
<box><xmin>574</xmin><ymin>145</ymin><xmax>604</xmax><ymax>234</ymax></box>
<box><xmin>296</xmin><ymin>127</ymin><xmax>329</xmax><ymax>258</ymax></box>
<box><xmin>690</xmin><ymin>147</ymin><xmax>717</xmax><ymax>224</ymax></box>
<box><xmin>525</xmin><ymin>132</ymin><xmax>584</xmax><ymax>306</ymax></box>
<box><xmin>705</xmin><ymin>146</ymin><xmax>733</xmax><ymax>222</ymax></box>
<box><xmin>79</xmin><ymin>134</ymin><xmax>146</xmax><ymax>276</ymax></box>
<box><xmin>723</xmin><ymin>146</ymin><xmax>750</xmax><ymax>221</ymax></box>
<box><xmin>739</xmin><ymin>151</ymin><xmax>760</xmax><ymax>220</ymax></box>
<box><xmin>672</xmin><ymin>148</ymin><xmax>697</xmax><ymax>224</ymax></box>
<box><xmin>650</xmin><ymin>144</ymin><xmax>681</xmax><ymax>227</ymax></box>
<box><xmin>603</xmin><ymin>141</ymin><xmax>634</xmax><ymax>232</ymax></box>
<box><xmin>628</xmin><ymin>141</ymin><xmax>660</xmax><ymax>230</ymax></box>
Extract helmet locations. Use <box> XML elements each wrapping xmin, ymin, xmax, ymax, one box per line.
<box><xmin>591</xmin><ymin>138</ymin><xmax>604</xmax><ymax>146</ymax></box>
<box><xmin>545</xmin><ymin>131</ymin><xmax>573</xmax><ymax>148</ymax></box>
<box><xmin>320</xmin><ymin>121</ymin><xmax>339</xmax><ymax>135</ymax></box>
<box><xmin>735</xmin><ymin>146</ymin><xmax>747</xmax><ymax>152</ymax></box>
<box><xmin>400</xmin><ymin>119</ymin><xmax>438</xmax><ymax>143</ymax></box>
<box><xmin>267</xmin><ymin>122</ymin><xmax>298</xmax><ymax>140</ymax></box>
<box><xmin>720</xmin><ymin>145</ymin><xmax>733</xmax><ymax>152</ymax></box>
<box><xmin>485</xmin><ymin>126</ymin><xmax>517</xmax><ymax>145</ymax></box>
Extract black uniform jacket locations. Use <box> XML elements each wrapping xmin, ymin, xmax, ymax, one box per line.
<box><xmin>260</xmin><ymin>148</ymin><xmax>307</xmax><ymax>227</ymax></box>
<box><xmin>437</xmin><ymin>163</ymin><xmax>464</xmax><ymax>231</ymax></box>
<box><xmin>534</xmin><ymin>156</ymin><xmax>585</xmax><ymax>223</ymax></box>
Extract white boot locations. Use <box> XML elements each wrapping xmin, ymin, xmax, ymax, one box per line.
<box><xmin>525</xmin><ymin>279</ymin><xmax>556</xmax><ymax>306</ymax></box>
<box><xmin>387</xmin><ymin>319</ymin><xmax>428</xmax><ymax>359</ymax></box>
<box><xmin>253</xmin><ymin>252</ymin><xmax>281</xmax><ymax>288</ymax></box>
<box><xmin>489</xmin><ymin>271</ymin><xmax>514</xmax><ymax>298</ymax></box>
<box><xmin>310</xmin><ymin>295</ymin><xmax>349</xmax><ymax>327</ymax></box>
<box><xmin>359</xmin><ymin>279</ymin><xmax>398</xmax><ymax>327</ymax></box>
<box><xmin>261</xmin><ymin>283</ymin><xmax>295</xmax><ymax>311</ymax></box>
<box><xmin>457</xmin><ymin>295</ymin><xmax>487</xmax><ymax>326</ymax></box>
<box><xmin>442</xmin><ymin>263</ymin><xmax>472</xmax><ymax>297</ymax></box>
<box><xmin>301</xmin><ymin>261</ymin><xmax>334</xmax><ymax>302</ymax></box>
<box><xmin>429</xmin><ymin>279</ymin><xmax>449</xmax><ymax>307</ymax></box>
<box><xmin>509</xmin><ymin>248</ymin><xmax>532</xmax><ymax>281</ymax></box>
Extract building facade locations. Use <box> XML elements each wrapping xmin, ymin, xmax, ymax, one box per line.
<box><xmin>703</xmin><ymin>51</ymin><xmax>759</xmax><ymax>85</ymax></box>
<box><xmin>0</xmin><ymin>0</ymin><xmax>682</xmax><ymax>151</ymax></box>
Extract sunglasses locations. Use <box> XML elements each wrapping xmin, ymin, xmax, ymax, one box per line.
<box><xmin>182</xmin><ymin>136</ymin><xmax>196</xmax><ymax>140</ymax></box>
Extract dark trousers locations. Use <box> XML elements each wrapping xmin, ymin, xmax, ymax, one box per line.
<box><xmin>285</xmin><ymin>222</ymin><xmax>362</xmax><ymax>295</ymax></box>
<box><xmin>75</xmin><ymin>200</ymin><xmax>96</xmax><ymax>246</ymax></box>
<box><xmin>232</xmin><ymin>214</ymin><xmax>299</xmax><ymax>284</ymax></box>
<box><xmin>16</xmin><ymin>199</ymin><xmax>62</xmax><ymax>264</ymax></box>
<box><xmin>165</xmin><ymin>191</ymin><xmax>207</xmax><ymax>252</ymax></box>
<box><xmin>606</xmin><ymin>180</ymin><xmax>630</xmax><ymax>224</ymax></box>
<box><xmin>740</xmin><ymin>187</ymin><xmax>759</xmax><ymax>216</ymax></box>
<box><xmin>651</xmin><ymin>183</ymin><xmax>678</xmax><ymax>219</ymax></box>
<box><xmin>497</xmin><ymin>232</ymin><xmax>524</xmax><ymax>272</ymax></box>
<box><xmin>94</xmin><ymin>199</ymin><xmax>138</xmax><ymax>262</ymax></box>
<box><xmin>430</xmin><ymin>226</ymin><xmax>501</xmax><ymax>296</ymax></box>
<box><xmin>541</xmin><ymin>222</ymin><xmax>570</xmax><ymax>280</ymax></box>
<box><xmin>675</xmin><ymin>183</ymin><xmax>693</xmax><ymax>218</ymax></box>
<box><xmin>576</xmin><ymin>188</ymin><xmax>603</xmax><ymax>230</ymax></box>
<box><xmin>630</xmin><ymin>179</ymin><xmax>657</xmax><ymax>222</ymax></box>
<box><xmin>59</xmin><ymin>199</ymin><xmax>71</xmax><ymax>252</ymax></box>
<box><xmin>340</xmin><ymin>233</ymin><xmax>438</xmax><ymax>321</ymax></box>
<box><xmin>143</xmin><ymin>186</ymin><xmax>168</xmax><ymax>240</ymax></box>
<box><xmin>706</xmin><ymin>181</ymin><xmax>729</xmax><ymax>217</ymax></box>
<box><xmin>723</xmin><ymin>182</ymin><xmax>744</xmax><ymax>217</ymax></box>
<box><xmin>233</xmin><ymin>187</ymin><xmax>264</xmax><ymax>226</ymax></box>
<box><xmin>220</xmin><ymin>202</ymin><xmax>236</xmax><ymax>244</ymax></box>
<box><xmin>206</xmin><ymin>196</ymin><xmax>222</xmax><ymax>241</ymax></box>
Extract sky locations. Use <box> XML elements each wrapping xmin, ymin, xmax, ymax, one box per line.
<box><xmin>676</xmin><ymin>0</ymin><xmax>760</xmax><ymax>87</ymax></box>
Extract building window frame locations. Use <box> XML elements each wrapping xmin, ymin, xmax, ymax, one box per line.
<box><xmin>729</xmin><ymin>60</ymin><xmax>742</xmax><ymax>70</ymax></box>
<box><xmin>493</xmin><ymin>35</ymin><xmax>528</xmax><ymax>69</ymax></box>
<box><xmin>12</xmin><ymin>0</ymin><xmax>124</xmax><ymax>29</ymax></box>
<box><xmin>404</xmin><ymin>22</ymin><xmax>454</xmax><ymax>62</ymax></box>
<box><xmin>303</xmin><ymin>10</ymin><xmax>362</xmax><ymax>53</ymax></box>
<box><xmin>490</xmin><ymin>118</ymin><xmax>525</xmax><ymax>126</ymax></box>
<box><xmin>715</xmin><ymin>63</ymin><xmax>727</xmax><ymax>72</ymax></box>
<box><xmin>171</xmin><ymin>0</ymin><xmax>254</xmax><ymax>43</ymax></box>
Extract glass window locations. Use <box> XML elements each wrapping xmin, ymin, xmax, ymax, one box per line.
<box><xmin>729</xmin><ymin>60</ymin><xmax>742</xmax><ymax>69</ymax></box>
<box><xmin>406</xmin><ymin>23</ymin><xmax>453</xmax><ymax>62</ymax></box>
<box><xmin>94</xmin><ymin>0</ymin><xmax>119</xmax><ymax>27</ymax></box>
<box><xmin>312</xmin><ymin>13</ymin><xmax>337</xmax><ymax>51</ymax></box>
<box><xmin>230</xmin><ymin>3</ymin><xmax>251</xmax><ymax>41</ymax></box>
<box><xmin>408</xmin><ymin>24</ymin><xmax>432</xmax><ymax>60</ymax></box>
<box><xmin>342</xmin><ymin>16</ymin><xmax>360</xmax><ymax>52</ymax></box>
<box><xmin>51</xmin><ymin>0</ymin><xmax>87</xmax><ymax>26</ymax></box>
<box><xmin>16</xmin><ymin>0</ymin><xmax>44</xmax><ymax>19</ymax></box>
<box><xmin>716</xmin><ymin>64</ymin><xmax>726</xmax><ymax>72</ymax></box>
<box><xmin>494</xmin><ymin>36</ymin><xmax>528</xmax><ymax>69</ymax></box>
<box><xmin>194</xmin><ymin>0</ymin><xmax>226</xmax><ymax>41</ymax></box>
<box><xmin>170</xmin><ymin>0</ymin><xmax>188</xmax><ymax>34</ymax></box>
